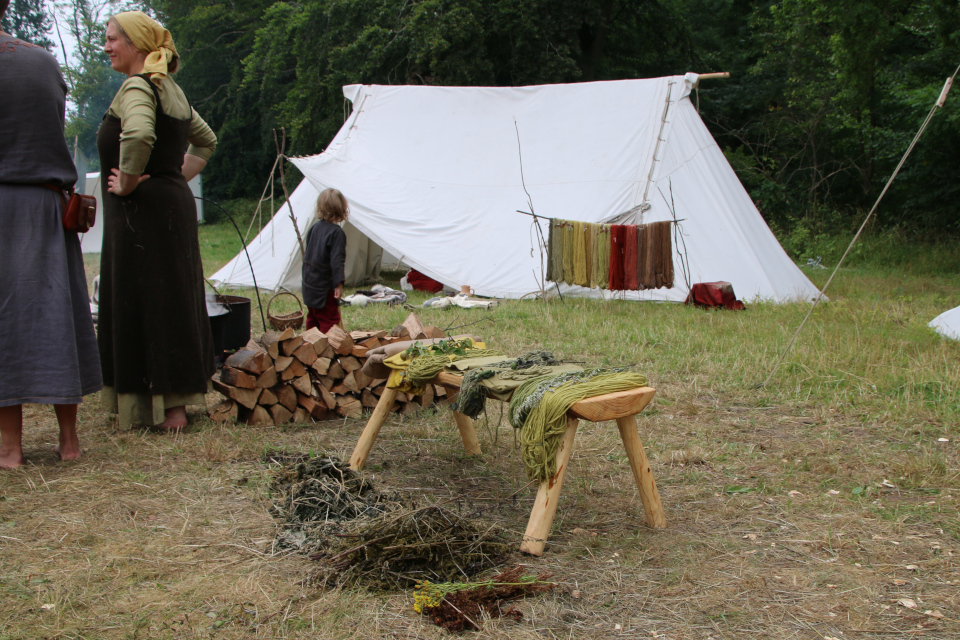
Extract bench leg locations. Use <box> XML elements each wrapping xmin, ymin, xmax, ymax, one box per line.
<box><xmin>520</xmin><ymin>415</ymin><xmax>579</xmax><ymax>556</ymax></box>
<box><xmin>616</xmin><ymin>415</ymin><xmax>667</xmax><ymax>528</ymax></box>
<box><xmin>349</xmin><ymin>386</ymin><xmax>399</xmax><ymax>470</ymax></box>
<box><xmin>452</xmin><ymin>411</ymin><xmax>482</xmax><ymax>456</ymax></box>
<box><xmin>441</xmin><ymin>384</ymin><xmax>481</xmax><ymax>456</ymax></box>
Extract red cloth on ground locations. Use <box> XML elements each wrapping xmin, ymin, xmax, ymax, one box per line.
<box><xmin>608</xmin><ymin>225</ymin><xmax>626</xmax><ymax>290</ymax></box>
<box><xmin>406</xmin><ymin>268</ymin><xmax>444</xmax><ymax>293</ymax></box>
<box><xmin>623</xmin><ymin>225</ymin><xmax>639</xmax><ymax>291</ymax></box>
<box><xmin>684</xmin><ymin>282</ymin><xmax>746</xmax><ymax>310</ymax></box>
<box><xmin>306</xmin><ymin>289</ymin><xmax>342</xmax><ymax>332</ymax></box>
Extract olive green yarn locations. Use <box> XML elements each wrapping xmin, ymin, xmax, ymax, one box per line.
<box><xmin>596</xmin><ymin>225</ymin><xmax>611</xmax><ymax>289</ymax></box>
<box><xmin>509</xmin><ymin>370</ymin><xmax>648</xmax><ymax>481</ymax></box>
<box><xmin>404</xmin><ymin>348</ymin><xmax>505</xmax><ymax>389</ymax></box>
<box><xmin>562</xmin><ymin>222</ymin><xmax>575</xmax><ymax>285</ymax></box>
<box><xmin>573</xmin><ymin>221</ymin><xmax>588</xmax><ymax>286</ymax></box>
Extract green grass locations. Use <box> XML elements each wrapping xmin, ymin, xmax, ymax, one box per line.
<box><xmin>39</xmin><ymin>219</ymin><xmax>960</xmax><ymax>639</ymax></box>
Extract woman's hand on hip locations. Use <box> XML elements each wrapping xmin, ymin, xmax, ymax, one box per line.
<box><xmin>107</xmin><ymin>168</ymin><xmax>150</xmax><ymax>196</ymax></box>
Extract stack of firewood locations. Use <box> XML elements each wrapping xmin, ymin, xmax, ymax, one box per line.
<box><xmin>209</xmin><ymin>313</ymin><xmax>450</xmax><ymax>426</ymax></box>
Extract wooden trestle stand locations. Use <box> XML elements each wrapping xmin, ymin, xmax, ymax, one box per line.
<box><xmin>348</xmin><ymin>371</ymin><xmax>666</xmax><ymax>556</ymax></box>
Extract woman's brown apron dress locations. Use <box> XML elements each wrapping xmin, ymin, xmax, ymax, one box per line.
<box><xmin>96</xmin><ymin>76</ymin><xmax>214</xmax><ymax>396</ymax></box>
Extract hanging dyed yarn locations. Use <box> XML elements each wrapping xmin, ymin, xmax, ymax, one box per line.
<box><xmin>607</xmin><ymin>225</ymin><xmax>627</xmax><ymax>290</ymax></box>
<box><xmin>596</xmin><ymin>224</ymin><xmax>610</xmax><ymax>289</ymax></box>
<box><xmin>587</xmin><ymin>223</ymin><xmax>601</xmax><ymax>289</ymax></box>
<box><xmin>572</xmin><ymin>221</ymin><xmax>588</xmax><ymax>286</ymax></box>
<box><xmin>623</xmin><ymin>224</ymin><xmax>639</xmax><ymax>291</ymax></box>
<box><xmin>544</xmin><ymin>218</ymin><xmax>672</xmax><ymax>291</ymax></box>
<box><xmin>509</xmin><ymin>368</ymin><xmax>648</xmax><ymax>481</ymax></box>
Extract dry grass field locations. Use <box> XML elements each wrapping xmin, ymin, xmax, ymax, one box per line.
<box><xmin>1</xmin><ymin>253</ymin><xmax>957</xmax><ymax>639</ymax></box>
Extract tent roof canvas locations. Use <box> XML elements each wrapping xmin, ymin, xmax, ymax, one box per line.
<box><xmin>214</xmin><ymin>74</ymin><xmax>820</xmax><ymax>302</ymax></box>
<box><xmin>929</xmin><ymin>305</ymin><xmax>960</xmax><ymax>340</ymax></box>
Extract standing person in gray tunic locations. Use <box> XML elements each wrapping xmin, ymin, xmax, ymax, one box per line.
<box><xmin>0</xmin><ymin>1</ymin><xmax>103</xmax><ymax>469</ymax></box>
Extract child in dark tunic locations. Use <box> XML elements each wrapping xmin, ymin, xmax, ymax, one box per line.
<box><xmin>302</xmin><ymin>188</ymin><xmax>348</xmax><ymax>332</ymax></box>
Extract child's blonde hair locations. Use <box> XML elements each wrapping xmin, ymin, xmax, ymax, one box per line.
<box><xmin>315</xmin><ymin>188</ymin><xmax>349</xmax><ymax>223</ymax></box>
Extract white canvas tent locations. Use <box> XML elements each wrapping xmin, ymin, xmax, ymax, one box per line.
<box><xmin>208</xmin><ymin>178</ymin><xmax>395</xmax><ymax>290</ymax></box>
<box><xmin>213</xmin><ymin>73</ymin><xmax>820</xmax><ymax>302</ymax></box>
<box><xmin>79</xmin><ymin>171</ymin><xmax>205</xmax><ymax>254</ymax></box>
<box><xmin>929</xmin><ymin>306</ymin><xmax>960</xmax><ymax>340</ymax></box>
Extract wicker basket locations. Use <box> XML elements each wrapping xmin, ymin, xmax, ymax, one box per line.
<box><xmin>267</xmin><ymin>291</ymin><xmax>304</xmax><ymax>331</ymax></box>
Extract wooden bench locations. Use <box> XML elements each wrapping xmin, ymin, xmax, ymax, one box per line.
<box><xmin>348</xmin><ymin>371</ymin><xmax>666</xmax><ymax>556</ymax></box>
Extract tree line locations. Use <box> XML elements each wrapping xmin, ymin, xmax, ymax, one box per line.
<box><xmin>10</xmin><ymin>0</ymin><xmax>960</xmax><ymax>237</ymax></box>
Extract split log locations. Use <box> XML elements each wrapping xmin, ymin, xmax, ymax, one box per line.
<box><xmin>319</xmin><ymin>343</ymin><xmax>337</xmax><ymax>359</ymax></box>
<box><xmin>361</xmin><ymin>389</ymin><xmax>379</xmax><ymax>408</ymax></box>
<box><xmin>276</xmin><ymin>385</ymin><xmax>298</xmax><ymax>412</ymax></box>
<box><xmin>220</xmin><ymin>366</ymin><xmax>258</xmax><ymax>389</ymax></box>
<box><xmin>274</xmin><ymin>355</ymin><xmax>294</xmax><ymax>373</ymax></box>
<box><xmin>327</xmin><ymin>361</ymin><xmax>345</xmax><ymax>380</ymax></box>
<box><xmin>319</xmin><ymin>376</ymin><xmax>335</xmax><ymax>391</ymax></box>
<box><xmin>280</xmin><ymin>359</ymin><xmax>307</xmax><ymax>381</ymax></box>
<box><xmin>350</xmin><ymin>345</ymin><xmax>369</xmax><ymax>358</ymax></box>
<box><xmin>330</xmin><ymin>383</ymin><xmax>351</xmax><ymax>396</ymax></box>
<box><xmin>352</xmin><ymin>368</ymin><xmax>372</xmax><ymax>390</ymax></box>
<box><xmin>342</xmin><ymin>371</ymin><xmax>360</xmax><ymax>394</ymax></box>
<box><xmin>240</xmin><ymin>404</ymin><xmax>272</xmax><ymax>426</ymax></box>
<box><xmin>256</xmin><ymin>366</ymin><xmax>278</xmax><ymax>388</ymax></box>
<box><xmin>261</xmin><ymin>329</ymin><xmax>294</xmax><ymax>358</ymax></box>
<box><xmin>212</xmin><ymin>379</ymin><xmax>262</xmax><ymax>410</ymax></box>
<box><xmin>280</xmin><ymin>334</ymin><xmax>304</xmax><ymax>356</ymax></box>
<box><xmin>423</xmin><ymin>325</ymin><xmax>446</xmax><ymax>339</ymax></box>
<box><xmin>319</xmin><ymin>386</ymin><xmax>337</xmax><ymax>410</ymax></box>
<box><xmin>292</xmin><ymin>374</ymin><xmax>313</xmax><ymax>396</ymax></box>
<box><xmin>259</xmin><ymin>388</ymin><xmax>279</xmax><ymax>406</ymax></box>
<box><xmin>325</xmin><ymin>325</ymin><xmax>355</xmax><ymax>355</ymax></box>
<box><xmin>300</xmin><ymin>327</ymin><xmax>329</xmax><ymax>355</ymax></box>
<box><xmin>225</xmin><ymin>349</ymin><xmax>272</xmax><ymax>375</ymax></box>
<box><xmin>418</xmin><ymin>383</ymin><xmax>435</xmax><ymax>408</ymax></box>
<box><xmin>311</xmin><ymin>357</ymin><xmax>331</xmax><ymax>376</ymax></box>
<box><xmin>402</xmin><ymin>400</ymin><xmax>420</xmax><ymax>415</ymax></box>
<box><xmin>293</xmin><ymin>407</ymin><xmax>312</xmax><ymax>424</ymax></box>
<box><xmin>359</xmin><ymin>336</ymin><xmax>382</xmax><ymax>349</ymax></box>
<box><xmin>269</xmin><ymin>404</ymin><xmax>294</xmax><ymax>426</ymax></box>
<box><xmin>208</xmin><ymin>400</ymin><xmax>238</xmax><ymax>423</ymax></box>
<box><xmin>434</xmin><ymin>384</ymin><xmax>447</xmax><ymax>397</ymax></box>
<box><xmin>401</xmin><ymin>312</ymin><xmax>426</xmax><ymax>340</ymax></box>
<box><xmin>389</xmin><ymin>325</ymin><xmax>410</xmax><ymax>339</ymax></box>
<box><xmin>336</xmin><ymin>397</ymin><xmax>363</xmax><ymax>419</ymax></box>
<box><xmin>339</xmin><ymin>356</ymin><xmax>362</xmax><ymax>373</ymax></box>
<box><xmin>292</xmin><ymin>343</ymin><xmax>318</xmax><ymax>366</ymax></box>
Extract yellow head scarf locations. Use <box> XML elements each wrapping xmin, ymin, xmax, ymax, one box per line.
<box><xmin>113</xmin><ymin>11</ymin><xmax>178</xmax><ymax>85</ymax></box>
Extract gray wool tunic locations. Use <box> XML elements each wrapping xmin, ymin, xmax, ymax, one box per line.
<box><xmin>0</xmin><ymin>34</ymin><xmax>102</xmax><ymax>406</ymax></box>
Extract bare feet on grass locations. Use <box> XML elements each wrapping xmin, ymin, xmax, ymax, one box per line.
<box><xmin>0</xmin><ymin>405</ymin><xmax>25</xmax><ymax>469</ymax></box>
<box><xmin>158</xmin><ymin>406</ymin><xmax>187</xmax><ymax>432</ymax></box>
<box><xmin>0</xmin><ymin>448</ymin><xmax>26</xmax><ymax>469</ymax></box>
<box><xmin>54</xmin><ymin>404</ymin><xmax>82</xmax><ymax>461</ymax></box>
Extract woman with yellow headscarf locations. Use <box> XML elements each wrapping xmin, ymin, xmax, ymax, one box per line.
<box><xmin>96</xmin><ymin>11</ymin><xmax>217</xmax><ymax>432</ymax></box>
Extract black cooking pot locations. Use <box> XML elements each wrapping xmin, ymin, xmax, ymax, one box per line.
<box><xmin>208</xmin><ymin>295</ymin><xmax>251</xmax><ymax>361</ymax></box>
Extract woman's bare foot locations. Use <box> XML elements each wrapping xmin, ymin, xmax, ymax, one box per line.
<box><xmin>54</xmin><ymin>404</ymin><xmax>82</xmax><ymax>461</ymax></box>
<box><xmin>0</xmin><ymin>405</ymin><xmax>25</xmax><ymax>469</ymax></box>
<box><xmin>0</xmin><ymin>449</ymin><xmax>26</xmax><ymax>469</ymax></box>
<box><xmin>158</xmin><ymin>406</ymin><xmax>188</xmax><ymax>432</ymax></box>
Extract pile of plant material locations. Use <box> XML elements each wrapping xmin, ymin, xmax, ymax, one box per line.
<box><xmin>311</xmin><ymin>504</ymin><xmax>511</xmax><ymax>591</ymax></box>
<box><xmin>413</xmin><ymin>565</ymin><xmax>556</xmax><ymax>632</ymax></box>
<box><xmin>270</xmin><ymin>455</ymin><xmax>398</xmax><ymax>552</ymax></box>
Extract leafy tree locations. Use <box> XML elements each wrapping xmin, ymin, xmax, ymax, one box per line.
<box><xmin>59</xmin><ymin>0</ymin><xmax>126</xmax><ymax>170</ymax></box>
<box><xmin>1</xmin><ymin>0</ymin><xmax>54</xmax><ymax>48</ymax></box>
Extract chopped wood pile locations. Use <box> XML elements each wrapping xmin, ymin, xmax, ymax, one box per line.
<box><xmin>209</xmin><ymin>314</ymin><xmax>450</xmax><ymax>426</ymax></box>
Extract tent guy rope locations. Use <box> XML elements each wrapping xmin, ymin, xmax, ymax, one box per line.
<box><xmin>760</xmin><ymin>68</ymin><xmax>959</xmax><ymax>389</ymax></box>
